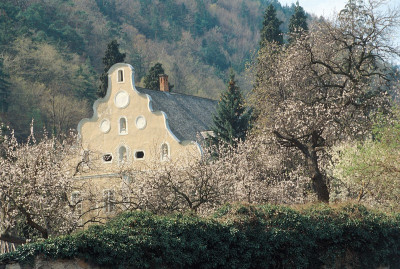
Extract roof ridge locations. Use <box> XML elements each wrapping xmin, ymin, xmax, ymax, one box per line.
<box><xmin>135</xmin><ymin>87</ymin><xmax>218</xmax><ymax>102</ymax></box>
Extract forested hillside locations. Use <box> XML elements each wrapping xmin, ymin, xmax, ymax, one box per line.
<box><xmin>0</xmin><ymin>0</ymin><xmax>300</xmax><ymax>139</ymax></box>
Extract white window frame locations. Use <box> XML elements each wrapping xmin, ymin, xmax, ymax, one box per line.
<box><xmin>71</xmin><ymin>191</ymin><xmax>83</xmax><ymax>225</ymax></box>
<box><xmin>135</xmin><ymin>115</ymin><xmax>147</xmax><ymax>130</ymax></box>
<box><xmin>134</xmin><ymin>150</ymin><xmax>145</xmax><ymax>161</ymax></box>
<box><xmin>160</xmin><ymin>142</ymin><xmax>170</xmax><ymax>162</ymax></box>
<box><xmin>102</xmin><ymin>153</ymin><xmax>113</xmax><ymax>164</ymax></box>
<box><xmin>103</xmin><ymin>189</ymin><xmax>115</xmax><ymax>213</ymax></box>
<box><xmin>118</xmin><ymin>145</ymin><xmax>130</xmax><ymax>164</ymax></box>
<box><xmin>118</xmin><ymin>116</ymin><xmax>128</xmax><ymax>135</ymax></box>
<box><xmin>100</xmin><ymin>119</ymin><xmax>111</xmax><ymax>134</ymax></box>
<box><xmin>117</xmin><ymin>69</ymin><xmax>124</xmax><ymax>83</ymax></box>
<box><xmin>114</xmin><ymin>91</ymin><xmax>130</xmax><ymax>109</ymax></box>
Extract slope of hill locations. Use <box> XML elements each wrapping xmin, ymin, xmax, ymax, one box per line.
<box><xmin>0</xmin><ymin>0</ymin><xmax>299</xmax><ymax>138</ymax></box>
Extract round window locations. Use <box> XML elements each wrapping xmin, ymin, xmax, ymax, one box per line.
<box><xmin>135</xmin><ymin>116</ymin><xmax>147</xmax><ymax>130</ymax></box>
<box><xmin>114</xmin><ymin>91</ymin><xmax>130</xmax><ymax>108</ymax></box>
<box><xmin>100</xmin><ymin>119</ymin><xmax>111</xmax><ymax>133</ymax></box>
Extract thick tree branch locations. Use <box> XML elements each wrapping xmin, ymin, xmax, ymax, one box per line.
<box><xmin>0</xmin><ymin>233</ymin><xmax>26</xmax><ymax>245</ymax></box>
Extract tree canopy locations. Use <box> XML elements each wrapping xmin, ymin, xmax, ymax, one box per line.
<box><xmin>252</xmin><ymin>0</ymin><xmax>400</xmax><ymax>202</ymax></box>
<box><xmin>259</xmin><ymin>4</ymin><xmax>283</xmax><ymax>46</ymax></box>
<box><xmin>0</xmin><ymin>127</ymin><xmax>79</xmax><ymax>244</ymax></box>
<box><xmin>210</xmin><ymin>71</ymin><xmax>252</xmax><ymax>147</ymax></box>
<box><xmin>331</xmin><ymin>107</ymin><xmax>400</xmax><ymax>208</ymax></box>
<box><xmin>0</xmin><ymin>0</ymin><xmax>299</xmax><ymax>139</ymax></box>
<box><xmin>143</xmin><ymin>62</ymin><xmax>173</xmax><ymax>91</ymax></box>
<box><xmin>288</xmin><ymin>2</ymin><xmax>308</xmax><ymax>43</ymax></box>
<box><xmin>0</xmin><ymin>59</ymin><xmax>10</xmax><ymax>114</ymax></box>
<box><xmin>98</xmin><ymin>40</ymin><xmax>126</xmax><ymax>98</ymax></box>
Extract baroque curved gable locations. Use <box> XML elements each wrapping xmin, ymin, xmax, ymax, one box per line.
<box><xmin>77</xmin><ymin>63</ymin><xmax>216</xmax><ymax>170</ymax></box>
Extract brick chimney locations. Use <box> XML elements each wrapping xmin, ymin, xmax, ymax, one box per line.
<box><xmin>159</xmin><ymin>74</ymin><xmax>169</xmax><ymax>92</ymax></box>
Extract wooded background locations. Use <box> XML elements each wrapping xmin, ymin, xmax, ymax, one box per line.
<box><xmin>0</xmin><ymin>0</ymin><xmax>300</xmax><ymax>139</ymax></box>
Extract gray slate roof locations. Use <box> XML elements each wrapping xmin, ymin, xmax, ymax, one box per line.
<box><xmin>136</xmin><ymin>87</ymin><xmax>217</xmax><ymax>142</ymax></box>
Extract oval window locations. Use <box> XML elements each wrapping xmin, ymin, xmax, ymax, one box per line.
<box><xmin>100</xmin><ymin>119</ymin><xmax>111</xmax><ymax>133</ymax></box>
<box><xmin>114</xmin><ymin>91</ymin><xmax>130</xmax><ymax>108</ymax></box>
<box><xmin>135</xmin><ymin>116</ymin><xmax>146</xmax><ymax>130</ymax></box>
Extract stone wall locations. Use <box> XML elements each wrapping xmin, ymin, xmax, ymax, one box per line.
<box><xmin>1</xmin><ymin>258</ymin><xmax>107</xmax><ymax>269</ymax></box>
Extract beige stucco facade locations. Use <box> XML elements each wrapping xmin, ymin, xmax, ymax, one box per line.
<box><xmin>77</xmin><ymin>63</ymin><xmax>201</xmax><ymax>175</ymax></box>
<box><xmin>73</xmin><ymin>63</ymin><xmax>209</xmax><ymax>223</ymax></box>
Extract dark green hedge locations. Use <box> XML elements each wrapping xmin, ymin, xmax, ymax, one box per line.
<box><xmin>1</xmin><ymin>203</ymin><xmax>400</xmax><ymax>269</ymax></box>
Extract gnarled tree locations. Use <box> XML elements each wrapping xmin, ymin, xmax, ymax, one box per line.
<box><xmin>252</xmin><ymin>0</ymin><xmax>399</xmax><ymax>202</ymax></box>
<box><xmin>0</xmin><ymin>125</ymin><xmax>83</xmax><ymax>244</ymax></box>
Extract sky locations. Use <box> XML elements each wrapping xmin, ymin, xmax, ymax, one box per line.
<box><xmin>279</xmin><ymin>0</ymin><xmax>400</xmax><ymax>64</ymax></box>
<box><xmin>279</xmin><ymin>0</ymin><xmax>400</xmax><ymax>18</ymax></box>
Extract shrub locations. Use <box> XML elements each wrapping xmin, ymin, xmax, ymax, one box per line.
<box><xmin>1</xmin><ymin>203</ymin><xmax>400</xmax><ymax>269</ymax></box>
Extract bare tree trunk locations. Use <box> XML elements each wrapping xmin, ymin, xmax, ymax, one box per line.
<box><xmin>308</xmin><ymin>150</ymin><xmax>329</xmax><ymax>203</ymax></box>
<box><xmin>273</xmin><ymin>130</ymin><xmax>330</xmax><ymax>202</ymax></box>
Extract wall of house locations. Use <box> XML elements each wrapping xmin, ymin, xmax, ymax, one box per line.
<box><xmin>73</xmin><ymin>63</ymin><xmax>201</xmax><ymax>224</ymax></box>
<box><xmin>77</xmin><ymin>63</ymin><xmax>200</xmax><ymax>175</ymax></box>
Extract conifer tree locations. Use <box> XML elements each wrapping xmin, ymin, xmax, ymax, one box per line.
<box><xmin>259</xmin><ymin>4</ymin><xmax>283</xmax><ymax>46</ymax></box>
<box><xmin>143</xmin><ymin>63</ymin><xmax>173</xmax><ymax>91</ymax></box>
<box><xmin>97</xmin><ymin>40</ymin><xmax>126</xmax><ymax>98</ymax></box>
<box><xmin>210</xmin><ymin>71</ymin><xmax>252</xmax><ymax>147</ymax></box>
<box><xmin>288</xmin><ymin>2</ymin><xmax>308</xmax><ymax>43</ymax></box>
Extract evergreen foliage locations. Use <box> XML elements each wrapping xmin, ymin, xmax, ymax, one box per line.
<box><xmin>288</xmin><ymin>2</ymin><xmax>308</xmax><ymax>43</ymax></box>
<box><xmin>73</xmin><ymin>64</ymin><xmax>97</xmax><ymax>103</ymax></box>
<box><xmin>0</xmin><ymin>59</ymin><xmax>10</xmax><ymax>113</ymax></box>
<box><xmin>98</xmin><ymin>40</ymin><xmax>126</xmax><ymax>98</ymax></box>
<box><xmin>143</xmin><ymin>63</ymin><xmax>173</xmax><ymax>91</ymax></box>
<box><xmin>2</xmin><ymin>203</ymin><xmax>400</xmax><ymax>268</ymax></box>
<box><xmin>259</xmin><ymin>4</ymin><xmax>283</xmax><ymax>46</ymax></box>
<box><xmin>95</xmin><ymin>0</ymin><xmax>118</xmax><ymax>22</ymax></box>
<box><xmin>211</xmin><ymin>71</ymin><xmax>251</xmax><ymax>147</ymax></box>
<box><xmin>0</xmin><ymin>0</ymin><xmax>299</xmax><ymax>138</ymax></box>
<box><xmin>201</xmin><ymin>39</ymin><xmax>230</xmax><ymax>71</ymax></box>
<box><xmin>193</xmin><ymin>0</ymin><xmax>218</xmax><ymax>36</ymax></box>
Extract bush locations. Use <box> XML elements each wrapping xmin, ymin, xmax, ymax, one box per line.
<box><xmin>1</xmin><ymin>203</ymin><xmax>400</xmax><ymax>268</ymax></box>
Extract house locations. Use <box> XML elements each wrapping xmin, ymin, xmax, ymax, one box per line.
<box><xmin>73</xmin><ymin>63</ymin><xmax>217</xmax><ymax>221</ymax></box>
<box><xmin>77</xmin><ymin>63</ymin><xmax>217</xmax><ymax>174</ymax></box>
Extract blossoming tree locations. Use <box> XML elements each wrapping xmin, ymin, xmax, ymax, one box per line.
<box><xmin>0</xmin><ymin>125</ymin><xmax>81</xmax><ymax>243</ymax></box>
<box><xmin>252</xmin><ymin>0</ymin><xmax>400</xmax><ymax>202</ymax></box>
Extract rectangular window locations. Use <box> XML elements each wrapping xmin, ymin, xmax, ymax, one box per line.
<box><xmin>119</xmin><ymin>117</ymin><xmax>127</xmax><ymax>135</ymax></box>
<box><xmin>71</xmin><ymin>191</ymin><xmax>82</xmax><ymax>216</ymax></box>
<box><xmin>118</xmin><ymin>70</ymin><xmax>124</xmax><ymax>82</ymax></box>
<box><xmin>161</xmin><ymin>143</ymin><xmax>169</xmax><ymax>161</ymax></box>
<box><xmin>103</xmin><ymin>190</ymin><xmax>115</xmax><ymax>213</ymax></box>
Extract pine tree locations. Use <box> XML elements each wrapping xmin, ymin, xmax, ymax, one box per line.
<box><xmin>210</xmin><ymin>71</ymin><xmax>252</xmax><ymax>147</ymax></box>
<box><xmin>143</xmin><ymin>63</ymin><xmax>173</xmax><ymax>91</ymax></box>
<box><xmin>97</xmin><ymin>40</ymin><xmax>126</xmax><ymax>98</ymax></box>
<box><xmin>259</xmin><ymin>4</ymin><xmax>283</xmax><ymax>46</ymax></box>
<box><xmin>288</xmin><ymin>2</ymin><xmax>308</xmax><ymax>43</ymax></box>
<box><xmin>0</xmin><ymin>59</ymin><xmax>10</xmax><ymax>114</ymax></box>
